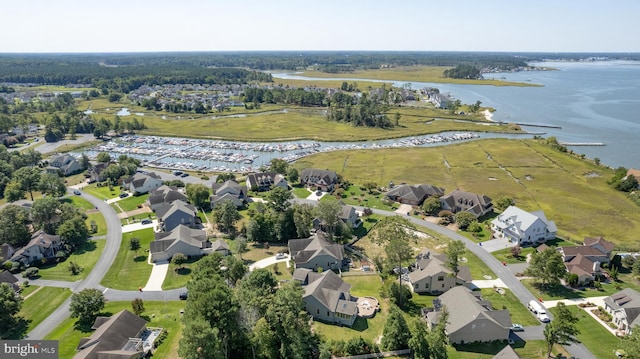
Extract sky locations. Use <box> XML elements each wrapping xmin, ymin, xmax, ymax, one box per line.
<box><xmin>2</xmin><ymin>0</ymin><xmax>639</xmax><ymax>53</ymax></box>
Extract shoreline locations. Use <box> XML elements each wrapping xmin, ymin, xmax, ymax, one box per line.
<box><xmin>483</xmin><ymin>109</ymin><xmax>495</xmax><ymax>122</ymax></box>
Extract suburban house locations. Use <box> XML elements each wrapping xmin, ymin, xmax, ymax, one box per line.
<box><xmin>407</xmin><ymin>249</ymin><xmax>471</xmax><ymax>294</ymax></box>
<box><xmin>210</xmin><ymin>180</ymin><xmax>247</xmax><ymax>208</ymax></box>
<box><xmin>288</xmin><ymin>234</ymin><xmax>345</xmax><ymax>270</ymax></box>
<box><xmin>626</xmin><ymin>168</ymin><xmax>640</xmax><ymax>187</ymax></box>
<box><xmin>492</xmin><ymin>345</ymin><xmax>521</xmax><ymax>359</ymax></box>
<box><xmin>245</xmin><ymin>172</ymin><xmax>288</xmax><ymax>192</ymax></box>
<box><xmin>557</xmin><ymin>236</ymin><xmax>614</xmax><ymax>285</ymax></box>
<box><xmin>425</xmin><ymin>286</ymin><xmax>512</xmax><ymax>344</ymax></box>
<box><xmin>385</xmin><ymin>184</ymin><xmax>445</xmax><ymax>206</ymax></box>
<box><xmin>156</xmin><ymin>200</ymin><xmax>198</xmax><ymax>232</ymax></box>
<box><xmin>10</xmin><ymin>230</ymin><xmax>62</xmax><ymax>266</ymax></box>
<box><xmin>211</xmin><ymin>239</ymin><xmax>231</xmax><ymax>256</ymax></box>
<box><xmin>74</xmin><ymin>310</ymin><xmax>158</xmax><ymax>359</ymax></box>
<box><xmin>47</xmin><ymin>154</ymin><xmax>83</xmax><ymax>176</ymax></box>
<box><xmin>87</xmin><ymin>162</ymin><xmax>109</xmax><ymax>183</ymax></box>
<box><xmin>147</xmin><ymin>185</ymin><xmax>188</xmax><ymax>212</ymax></box>
<box><xmin>440</xmin><ymin>190</ymin><xmax>493</xmax><ymax>218</ymax></box>
<box><xmin>150</xmin><ymin>225</ymin><xmax>211</xmax><ymax>262</ymax></box>
<box><xmin>123</xmin><ymin>172</ymin><xmax>163</xmax><ymax>195</ymax></box>
<box><xmin>0</xmin><ymin>270</ymin><xmax>20</xmax><ymax>292</ymax></box>
<box><xmin>293</xmin><ymin>268</ymin><xmax>358</xmax><ymax>327</ymax></box>
<box><xmin>1</xmin><ymin>243</ymin><xmax>15</xmax><ymax>262</ymax></box>
<box><xmin>339</xmin><ymin>205</ymin><xmax>362</xmax><ymax>229</ymax></box>
<box><xmin>491</xmin><ymin>206</ymin><xmax>557</xmax><ymax>244</ymax></box>
<box><xmin>603</xmin><ymin>288</ymin><xmax>640</xmax><ymax>335</ymax></box>
<box><xmin>300</xmin><ymin>168</ymin><xmax>338</xmax><ymax>192</ymax></box>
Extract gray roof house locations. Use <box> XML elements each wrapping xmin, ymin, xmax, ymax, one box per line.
<box><xmin>440</xmin><ymin>190</ymin><xmax>493</xmax><ymax>218</ymax></box>
<box><xmin>339</xmin><ymin>205</ymin><xmax>362</xmax><ymax>229</ymax></box>
<box><xmin>156</xmin><ymin>200</ymin><xmax>198</xmax><ymax>232</ymax></box>
<box><xmin>150</xmin><ymin>225</ymin><xmax>210</xmax><ymax>262</ymax></box>
<box><xmin>1</xmin><ymin>243</ymin><xmax>15</xmax><ymax>262</ymax></box>
<box><xmin>147</xmin><ymin>185</ymin><xmax>188</xmax><ymax>212</ymax></box>
<box><xmin>88</xmin><ymin>162</ymin><xmax>109</xmax><ymax>183</ymax></box>
<box><xmin>604</xmin><ymin>288</ymin><xmax>640</xmax><ymax>335</ymax></box>
<box><xmin>211</xmin><ymin>180</ymin><xmax>247</xmax><ymax>208</ymax></box>
<box><xmin>492</xmin><ymin>345</ymin><xmax>521</xmax><ymax>359</ymax></box>
<box><xmin>74</xmin><ymin>310</ymin><xmax>152</xmax><ymax>359</ymax></box>
<box><xmin>211</xmin><ymin>239</ymin><xmax>231</xmax><ymax>256</ymax></box>
<box><xmin>293</xmin><ymin>268</ymin><xmax>358</xmax><ymax>327</ymax></box>
<box><xmin>300</xmin><ymin>169</ymin><xmax>338</xmax><ymax>192</ymax></box>
<box><xmin>48</xmin><ymin>154</ymin><xmax>83</xmax><ymax>176</ymax></box>
<box><xmin>245</xmin><ymin>172</ymin><xmax>288</xmax><ymax>192</ymax></box>
<box><xmin>425</xmin><ymin>286</ymin><xmax>512</xmax><ymax>344</ymax></box>
<box><xmin>10</xmin><ymin>230</ymin><xmax>62</xmax><ymax>266</ymax></box>
<box><xmin>385</xmin><ymin>184</ymin><xmax>445</xmax><ymax>206</ymax></box>
<box><xmin>0</xmin><ymin>270</ymin><xmax>20</xmax><ymax>292</ymax></box>
<box><xmin>491</xmin><ymin>206</ymin><xmax>557</xmax><ymax>245</ymax></box>
<box><xmin>123</xmin><ymin>172</ymin><xmax>163</xmax><ymax>195</ymax></box>
<box><xmin>408</xmin><ymin>249</ymin><xmax>471</xmax><ymax>294</ymax></box>
<box><xmin>288</xmin><ymin>234</ymin><xmax>344</xmax><ymax>271</ymax></box>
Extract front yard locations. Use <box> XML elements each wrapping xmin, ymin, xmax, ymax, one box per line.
<box><xmin>37</xmin><ymin>240</ymin><xmax>105</xmax><ymax>281</ymax></box>
<box><xmin>480</xmin><ymin>288</ymin><xmax>539</xmax><ymax>326</ymax></box>
<box><xmin>19</xmin><ymin>286</ymin><xmax>72</xmax><ymax>332</ymax></box>
<box><xmin>101</xmin><ymin>228</ymin><xmax>154</xmax><ymax>290</ymax></box>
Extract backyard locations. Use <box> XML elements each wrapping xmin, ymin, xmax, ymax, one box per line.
<box><xmin>37</xmin><ymin>240</ymin><xmax>105</xmax><ymax>281</ymax></box>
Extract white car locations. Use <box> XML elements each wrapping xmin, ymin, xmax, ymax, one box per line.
<box><xmin>275</xmin><ymin>253</ymin><xmax>287</xmax><ymax>260</ymax></box>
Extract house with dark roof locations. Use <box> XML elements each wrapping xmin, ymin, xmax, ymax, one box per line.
<box><xmin>210</xmin><ymin>180</ymin><xmax>247</xmax><ymax>208</ymax></box>
<box><xmin>407</xmin><ymin>249</ymin><xmax>471</xmax><ymax>294</ymax></box>
<box><xmin>557</xmin><ymin>236</ymin><xmax>614</xmax><ymax>285</ymax></box>
<box><xmin>210</xmin><ymin>239</ymin><xmax>230</xmax><ymax>256</ymax></box>
<box><xmin>150</xmin><ymin>225</ymin><xmax>210</xmax><ymax>262</ymax></box>
<box><xmin>293</xmin><ymin>268</ymin><xmax>358</xmax><ymax>327</ymax></box>
<box><xmin>339</xmin><ymin>205</ymin><xmax>361</xmax><ymax>229</ymax></box>
<box><xmin>156</xmin><ymin>200</ymin><xmax>198</xmax><ymax>232</ymax></box>
<box><xmin>10</xmin><ymin>230</ymin><xmax>62</xmax><ymax>266</ymax></box>
<box><xmin>1</xmin><ymin>243</ymin><xmax>15</xmax><ymax>262</ymax></box>
<box><xmin>385</xmin><ymin>184</ymin><xmax>445</xmax><ymax>206</ymax></box>
<box><xmin>48</xmin><ymin>154</ymin><xmax>83</xmax><ymax>176</ymax></box>
<box><xmin>288</xmin><ymin>234</ymin><xmax>344</xmax><ymax>271</ymax></box>
<box><xmin>491</xmin><ymin>206</ymin><xmax>557</xmax><ymax>244</ymax></box>
<box><xmin>0</xmin><ymin>270</ymin><xmax>20</xmax><ymax>292</ymax></box>
<box><xmin>604</xmin><ymin>288</ymin><xmax>640</xmax><ymax>335</ymax></box>
<box><xmin>74</xmin><ymin>310</ymin><xmax>155</xmax><ymax>359</ymax></box>
<box><xmin>123</xmin><ymin>172</ymin><xmax>163</xmax><ymax>195</ymax></box>
<box><xmin>300</xmin><ymin>169</ymin><xmax>338</xmax><ymax>192</ymax></box>
<box><xmin>88</xmin><ymin>162</ymin><xmax>109</xmax><ymax>183</ymax></box>
<box><xmin>425</xmin><ymin>286</ymin><xmax>512</xmax><ymax>344</ymax></box>
<box><xmin>147</xmin><ymin>185</ymin><xmax>187</xmax><ymax>212</ymax></box>
<box><xmin>246</xmin><ymin>172</ymin><xmax>288</xmax><ymax>192</ymax></box>
<box><xmin>626</xmin><ymin>168</ymin><xmax>640</xmax><ymax>188</ymax></box>
<box><xmin>440</xmin><ymin>190</ymin><xmax>493</xmax><ymax>218</ymax></box>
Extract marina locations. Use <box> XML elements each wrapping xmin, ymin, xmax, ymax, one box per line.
<box><xmin>79</xmin><ymin>132</ymin><xmax>523</xmax><ymax>173</ymax></box>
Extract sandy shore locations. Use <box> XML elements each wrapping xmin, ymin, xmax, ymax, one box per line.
<box><xmin>483</xmin><ymin>109</ymin><xmax>495</xmax><ymax>122</ymax></box>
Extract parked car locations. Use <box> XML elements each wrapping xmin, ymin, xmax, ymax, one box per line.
<box><xmin>173</xmin><ymin>171</ymin><xmax>183</xmax><ymax>176</ymax></box>
<box><xmin>275</xmin><ymin>253</ymin><xmax>286</xmax><ymax>260</ymax></box>
<box><xmin>119</xmin><ymin>193</ymin><xmax>129</xmax><ymax>198</ymax></box>
<box><xmin>141</xmin><ymin>219</ymin><xmax>152</xmax><ymax>225</ymax></box>
<box><xmin>510</xmin><ymin>324</ymin><xmax>524</xmax><ymax>332</ymax></box>
<box><xmin>180</xmin><ymin>173</ymin><xmax>189</xmax><ymax>177</ymax></box>
<box><xmin>315</xmin><ymin>190</ymin><xmax>322</xmax><ymax>196</ymax></box>
<box><xmin>73</xmin><ymin>189</ymin><xmax>81</xmax><ymax>195</ymax></box>
<box><xmin>179</xmin><ymin>292</ymin><xmax>188</xmax><ymax>300</ymax></box>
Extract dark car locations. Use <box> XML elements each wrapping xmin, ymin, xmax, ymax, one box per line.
<box><xmin>179</xmin><ymin>292</ymin><xmax>188</xmax><ymax>300</ymax></box>
<box><xmin>173</xmin><ymin>171</ymin><xmax>183</xmax><ymax>176</ymax></box>
<box><xmin>119</xmin><ymin>193</ymin><xmax>129</xmax><ymax>198</ymax></box>
<box><xmin>73</xmin><ymin>190</ymin><xmax>81</xmax><ymax>195</ymax></box>
<box><xmin>180</xmin><ymin>173</ymin><xmax>189</xmax><ymax>178</ymax></box>
<box><xmin>141</xmin><ymin>219</ymin><xmax>152</xmax><ymax>225</ymax></box>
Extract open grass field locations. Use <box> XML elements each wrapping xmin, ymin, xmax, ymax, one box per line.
<box><xmin>19</xmin><ymin>287</ymin><xmax>72</xmax><ymax>332</ymax></box>
<box><xmin>270</xmin><ymin>77</ymin><xmax>392</xmax><ymax>90</ymax></box>
<box><xmin>294</xmin><ymin>138</ymin><xmax>640</xmax><ymax>247</ymax></box>
<box><xmin>298</xmin><ymin>66</ymin><xmax>542</xmax><ymax>87</ymax></box>
<box><xmin>549</xmin><ymin>305</ymin><xmax>620</xmax><ymax>359</ymax></box>
<box><xmin>38</xmin><ymin>240</ymin><xmax>105</xmax><ymax>281</ymax></box>
<box><xmin>101</xmin><ymin>228</ymin><xmax>154</xmax><ymax>290</ymax></box>
<box><xmin>44</xmin><ymin>300</ymin><xmax>185</xmax><ymax>359</ymax></box>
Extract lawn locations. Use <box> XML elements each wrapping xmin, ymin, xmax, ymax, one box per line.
<box><xmin>117</xmin><ymin>194</ymin><xmax>150</xmax><ymax>212</ymax></box>
<box><xmin>239</xmin><ymin>241</ymin><xmax>288</xmax><ymax>265</ymax></box>
<box><xmin>63</xmin><ymin>196</ymin><xmax>95</xmax><ymax>210</ymax></box>
<box><xmin>522</xmin><ymin>275</ymin><xmax>640</xmax><ymax>302</ymax></box>
<box><xmin>86</xmin><ymin>212</ymin><xmax>107</xmax><ymax>236</ymax></box>
<box><xmin>293</xmin><ymin>138</ymin><xmax>640</xmax><ymax>247</ymax></box>
<box><xmin>37</xmin><ymin>239</ymin><xmax>105</xmax><ymax>281</ymax></box>
<box><xmin>101</xmin><ymin>228</ymin><xmax>154</xmax><ymax>290</ymax></box>
<box><xmin>263</xmin><ymin>262</ymin><xmax>292</xmax><ymax>282</ymax></box>
<box><xmin>449</xmin><ymin>340</ymin><xmax>569</xmax><ymax>359</ymax></box>
<box><xmin>19</xmin><ymin>284</ymin><xmax>40</xmax><ymax>298</ymax></box>
<box><xmin>549</xmin><ymin>305</ymin><xmax>620</xmax><ymax>359</ymax></box>
<box><xmin>163</xmin><ymin>257</ymin><xmax>199</xmax><ymax>290</ymax></box>
<box><xmin>44</xmin><ymin>300</ymin><xmax>185</xmax><ymax>359</ymax></box>
<box><xmin>82</xmin><ymin>184</ymin><xmax>121</xmax><ymax>201</ymax></box>
<box><xmin>19</xmin><ymin>287</ymin><xmax>72</xmax><ymax>331</ymax></box>
<box><xmin>292</xmin><ymin>186</ymin><xmax>311</xmax><ymax>199</ymax></box>
<box><xmin>480</xmin><ymin>288</ymin><xmax>539</xmax><ymax>326</ymax></box>
<box><xmin>338</xmin><ymin>185</ymin><xmax>396</xmax><ymax>211</ymax></box>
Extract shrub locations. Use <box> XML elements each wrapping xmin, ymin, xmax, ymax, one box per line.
<box><xmin>68</xmin><ymin>261</ymin><xmax>83</xmax><ymax>275</ymax></box>
<box><xmin>56</xmin><ymin>250</ymin><xmax>68</xmax><ymax>262</ymax></box>
<box><xmin>23</xmin><ymin>267</ymin><xmax>39</xmax><ymax>278</ymax></box>
<box><xmin>2</xmin><ymin>260</ymin><xmax>12</xmax><ymax>271</ymax></box>
<box><xmin>566</xmin><ymin>273</ymin><xmax>579</xmax><ymax>287</ymax></box>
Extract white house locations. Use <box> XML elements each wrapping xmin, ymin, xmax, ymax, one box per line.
<box><xmin>122</xmin><ymin>172</ymin><xmax>163</xmax><ymax>195</ymax></box>
<box><xmin>491</xmin><ymin>206</ymin><xmax>557</xmax><ymax>244</ymax></box>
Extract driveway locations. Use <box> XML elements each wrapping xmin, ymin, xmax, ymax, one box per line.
<box><xmin>394</xmin><ymin>204</ymin><xmax>412</xmax><ymax>215</ymax></box>
<box><xmin>480</xmin><ymin>236</ymin><xmax>517</xmax><ymax>252</ymax></box>
<box><xmin>122</xmin><ymin>220</ymin><xmax>157</xmax><ymax>233</ymax></box>
<box><xmin>249</xmin><ymin>254</ymin><xmax>290</xmax><ymax>271</ymax></box>
<box><xmin>142</xmin><ymin>260</ymin><xmax>169</xmax><ymax>291</ymax></box>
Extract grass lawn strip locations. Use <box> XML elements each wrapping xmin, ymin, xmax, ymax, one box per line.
<box><xmin>100</xmin><ymin>228</ymin><xmax>154</xmax><ymax>290</ymax></box>
<box><xmin>19</xmin><ymin>287</ymin><xmax>72</xmax><ymax>331</ymax></box>
<box><xmin>37</xmin><ymin>240</ymin><xmax>105</xmax><ymax>281</ymax></box>
<box><xmin>44</xmin><ymin>300</ymin><xmax>185</xmax><ymax>359</ymax></box>
<box><xmin>82</xmin><ymin>184</ymin><xmax>121</xmax><ymax>201</ymax></box>
<box><xmin>480</xmin><ymin>288</ymin><xmax>539</xmax><ymax>326</ymax></box>
<box><xmin>162</xmin><ymin>257</ymin><xmax>198</xmax><ymax>290</ymax></box>
<box><xmin>117</xmin><ymin>194</ymin><xmax>150</xmax><ymax>212</ymax></box>
<box><xmin>86</xmin><ymin>212</ymin><xmax>107</xmax><ymax>236</ymax></box>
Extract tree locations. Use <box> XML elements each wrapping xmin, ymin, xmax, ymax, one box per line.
<box><xmin>4</xmin><ymin>180</ymin><xmax>24</xmax><ymax>202</ymax></box>
<box><xmin>14</xmin><ymin>166</ymin><xmax>41</xmax><ymax>201</ymax></box>
<box><xmin>31</xmin><ymin>196</ymin><xmax>61</xmax><ymax>233</ymax></box>
<box><xmin>172</xmin><ymin>253</ymin><xmax>187</xmax><ymax>270</ymax></box>
<box><xmin>287</xmin><ymin>167</ymin><xmax>299</xmax><ymax>183</ymax></box>
<box><xmin>222</xmin><ymin>255</ymin><xmax>247</xmax><ymax>286</ymax></box>
<box><xmin>131</xmin><ymin>298</ymin><xmax>145</xmax><ymax>316</ymax></box>
<box><xmin>620</xmin><ymin>328</ymin><xmax>640</xmax><ymax>359</ymax></box>
<box><xmin>0</xmin><ymin>205</ymin><xmax>30</xmax><ymax>246</ymax></box>
<box><xmin>70</xmin><ymin>288</ymin><xmax>105</xmax><ymax>325</ymax></box>
<box><xmin>408</xmin><ymin>318</ymin><xmax>430</xmax><ymax>359</ymax></box>
<box><xmin>362</xmin><ymin>181</ymin><xmax>377</xmax><ymax>194</ymax></box>
<box><xmin>445</xmin><ymin>240</ymin><xmax>466</xmax><ymax>277</ymax></box>
<box><xmin>96</xmin><ymin>152</ymin><xmax>111</xmax><ymax>163</ymax></box>
<box><xmin>494</xmin><ymin>196</ymin><xmax>515</xmax><ymax>211</ymax></box>
<box><xmin>213</xmin><ymin>200</ymin><xmax>241</xmax><ymax>236</ymax></box>
<box><xmin>633</xmin><ymin>259</ymin><xmax>640</xmax><ymax>277</ymax></box>
<box><xmin>511</xmin><ymin>245</ymin><xmax>522</xmax><ymax>258</ymax></box>
<box><xmin>186</xmin><ymin>183</ymin><xmax>211</xmax><ymax>211</ymax></box>
<box><xmin>292</xmin><ymin>203</ymin><xmax>314</xmax><ymax>238</ymax></box>
<box><xmin>454</xmin><ymin>211</ymin><xmax>476</xmax><ymax>231</ymax></box>
<box><xmin>428</xmin><ymin>307</ymin><xmax>449</xmax><ymax>359</ymax></box>
<box><xmin>57</xmin><ymin>214</ymin><xmax>90</xmax><ymax>248</ymax></box>
<box><xmin>38</xmin><ymin>172</ymin><xmax>67</xmax><ymax>197</ymax></box>
<box><xmin>265</xmin><ymin>186</ymin><xmax>292</xmax><ymax>213</ymax></box>
<box><xmin>0</xmin><ymin>283</ymin><xmax>25</xmax><ymax>339</ymax></box>
<box><xmin>544</xmin><ymin>302</ymin><xmax>580</xmax><ymax>358</ymax></box>
<box><xmin>102</xmin><ymin>163</ymin><xmax>123</xmax><ymax>183</ymax></box>
<box><xmin>236</xmin><ymin>268</ymin><xmax>278</xmax><ymax>316</ymax></box>
<box><xmin>313</xmin><ymin>199</ymin><xmax>342</xmax><ymax>238</ymax></box>
<box><xmin>129</xmin><ymin>237</ymin><xmax>140</xmax><ymax>251</ymax></box>
<box><xmin>422</xmin><ymin>197</ymin><xmax>442</xmax><ymax>215</ymax></box>
<box><xmin>235</xmin><ymin>237</ymin><xmax>247</xmax><ymax>260</ymax></box>
<box><xmin>269</xmin><ymin>158</ymin><xmax>288</xmax><ymax>175</ymax></box>
<box><xmin>381</xmin><ymin>304</ymin><xmax>410</xmax><ymax>350</ymax></box>
<box><xmin>525</xmin><ymin>247</ymin><xmax>567</xmax><ymax>287</ymax></box>
<box><xmin>179</xmin><ymin>318</ymin><xmax>222</xmax><ymax>359</ymax></box>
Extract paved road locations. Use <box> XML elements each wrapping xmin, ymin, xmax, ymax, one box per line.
<box><xmin>12</xmin><ymin>134</ymin><xmax>97</xmax><ymax>154</ymax></box>
<box><xmin>26</xmin><ymin>187</ymin><xmax>123</xmax><ymax>339</ymax></box>
<box><xmin>104</xmin><ymin>288</ymin><xmax>185</xmax><ymax>301</ymax></box>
